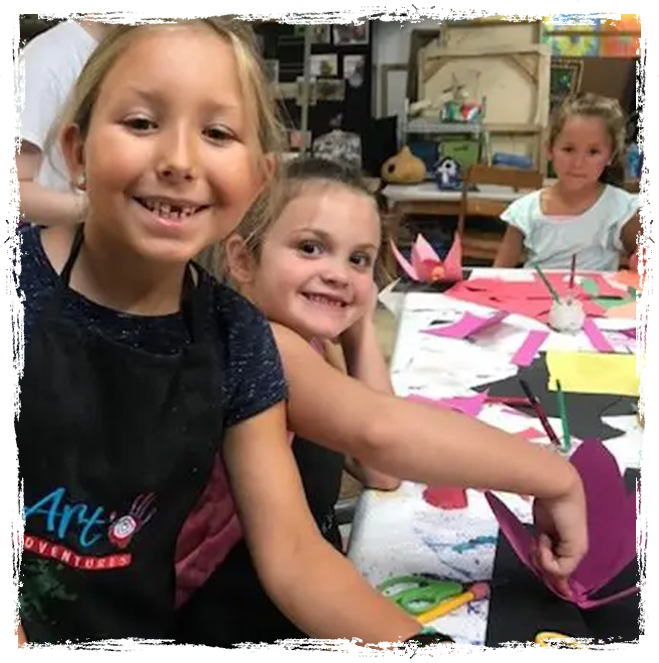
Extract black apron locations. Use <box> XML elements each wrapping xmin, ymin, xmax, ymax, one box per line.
<box><xmin>18</xmin><ymin>226</ymin><xmax>224</xmax><ymax>643</ymax></box>
<box><xmin>292</xmin><ymin>436</ymin><xmax>344</xmax><ymax>550</ymax></box>
<box><xmin>174</xmin><ymin>436</ymin><xmax>345</xmax><ymax>647</ymax></box>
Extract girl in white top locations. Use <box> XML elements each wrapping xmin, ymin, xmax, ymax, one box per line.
<box><xmin>495</xmin><ymin>94</ymin><xmax>641</xmax><ymax>271</ymax></box>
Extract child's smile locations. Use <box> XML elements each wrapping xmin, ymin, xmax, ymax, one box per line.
<box><xmin>132</xmin><ymin>195</ymin><xmax>212</xmax><ymax>236</ymax></box>
<box><xmin>245</xmin><ymin>185</ymin><xmax>380</xmax><ymax>341</ymax></box>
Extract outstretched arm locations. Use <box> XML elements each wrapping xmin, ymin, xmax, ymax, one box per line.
<box><xmin>273</xmin><ymin>323</ymin><xmax>573</xmax><ymax>496</ymax></box>
<box><xmin>620</xmin><ymin>212</ymin><xmax>642</xmax><ymax>256</ymax></box>
<box><xmin>223</xmin><ymin>403</ymin><xmax>420</xmax><ymax>643</ymax></box>
<box><xmin>17</xmin><ymin>622</ymin><xmax>27</xmax><ymax>647</ymax></box>
<box><xmin>271</xmin><ymin>322</ymin><xmax>587</xmax><ymax>583</ymax></box>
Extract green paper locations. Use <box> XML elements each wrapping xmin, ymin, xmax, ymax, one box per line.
<box><xmin>595</xmin><ymin>296</ymin><xmax>636</xmax><ymax>311</ymax></box>
<box><xmin>581</xmin><ymin>278</ymin><xmax>599</xmax><ymax>296</ymax></box>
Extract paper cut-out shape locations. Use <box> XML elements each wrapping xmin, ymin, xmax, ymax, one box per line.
<box><xmin>407</xmin><ymin>392</ymin><xmax>488</xmax><ymax>418</ymax></box>
<box><xmin>445</xmin><ymin>277</ymin><xmax>607</xmax><ymax>325</ymax></box>
<box><xmin>421</xmin><ymin>311</ymin><xmax>508</xmax><ymax>340</ymax></box>
<box><xmin>582</xmin><ymin>319</ymin><xmax>616</xmax><ymax>353</ymax></box>
<box><xmin>605</xmin><ymin>301</ymin><xmax>636</xmax><ymax>319</ymax></box>
<box><xmin>485</xmin><ymin>440</ymin><xmax>639</xmax><ymax>609</ymax></box>
<box><xmin>613</xmin><ymin>270</ymin><xmax>641</xmax><ymax>291</ymax></box>
<box><xmin>423</xmin><ymin>485</ymin><xmax>468</xmax><ymax>510</ymax></box>
<box><xmin>390</xmin><ymin>233</ymin><xmax>463</xmax><ymax>283</ymax></box>
<box><xmin>546</xmin><ymin>351</ymin><xmax>640</xmax><ymax>397</ymax></box>
<box><xmin>512</xmin><ymin>331</ymin><xmax>549</xmax><ymax>367</ymax></box>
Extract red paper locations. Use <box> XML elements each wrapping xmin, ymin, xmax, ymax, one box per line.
<box><xmin>423</xmin><ymin>486</ymin><xmax>468</xmax><ymax>510</ymax></box>
<box><xmin>485</xmin><ymin>440</ymin><xmax>639</xmax><ymax>609</ymax></box>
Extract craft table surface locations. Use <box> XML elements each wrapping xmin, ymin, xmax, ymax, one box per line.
<box><xmin>348</xmin><ymin>269</ymin><xmax>641</xmax><ymax>647</ymax></box>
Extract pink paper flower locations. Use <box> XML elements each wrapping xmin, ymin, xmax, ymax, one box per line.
<box><xmin>485</xmin><ymin>439</ymin><xmax>639</xmax><ymax>609</ymax></box>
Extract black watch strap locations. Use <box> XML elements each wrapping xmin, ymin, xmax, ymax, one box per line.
<box><xmin>394</xmin><ymin>630</ymin><xmax>456</xmax><ymax>663</ymax></box>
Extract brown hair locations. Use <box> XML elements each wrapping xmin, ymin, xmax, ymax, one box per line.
<box><xmin>48</xmin><ymin>17</ymin><xmax>286</xmax><ymax>231</ymax></box>
<box><xmin>215</xmin><ymin>156</ymin><xmax>392</xmax><ymax>287</ymax></box>
<box><xmin>549</xmin><ymin>93</ymin><xmax>626</xmax><ymax>187</ymax></box>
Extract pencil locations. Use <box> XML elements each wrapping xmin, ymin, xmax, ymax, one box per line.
<box><xmin>518</xmin><ymin>379</ymin><xmax>562</xmax><ymax>448</ymax></box>
<box><xmin>485</xmin><ymin>395</ymin><xmax>532</xmax><ymax>406</ymax></box>
<box><xmin>569</xmin><ymin>254</ymin><xmax>577</xmax><ymax>290</ymax></box>
<box><xmin>533</xmin><ymin>263</ymin><xmax>560</xmax><ymax>303</ymax></box>
<box><xmin>555</xmin><ymin>380</ymin><xmax>571</xmax><ymax>453</ymax></box>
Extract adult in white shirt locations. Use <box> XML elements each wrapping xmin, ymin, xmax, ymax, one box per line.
<box><xmin>17</xmin><ymin>17</ymin><xmax>109</xmax><ymax>226</ymax></box>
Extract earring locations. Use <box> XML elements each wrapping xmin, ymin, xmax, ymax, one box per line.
<box><xmin>75</xmin><ymin>173</ymin><xmax>86</xmax><ymax>190</ymax></box>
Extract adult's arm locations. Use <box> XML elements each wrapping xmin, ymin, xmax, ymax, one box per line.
<box><xmin>16</xmin><ymin>142</ymin><xmax>86</xmax><ymax>226</ymax></box>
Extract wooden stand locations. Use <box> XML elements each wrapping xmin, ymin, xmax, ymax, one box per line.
<box><xmin>637</xmin><ymin>396</ymin><xmax>657</xmax><ymax>430</ymax></box>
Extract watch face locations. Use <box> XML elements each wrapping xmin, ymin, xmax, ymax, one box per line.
<box><xmin>409</xmin><ymin>633</ymin><xmax>455</xmax><ymax>646</ymax></box>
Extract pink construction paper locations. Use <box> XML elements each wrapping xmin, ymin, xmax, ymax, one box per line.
<box><xmin>407</xmin><ymin>392</ymin><xmax>488</xmax><ymax>418</ymax></box>
<box><xmin>512</xmin><ymin>331</ymin><xmax>549</xmax><ymax>367</ymax></box>
<box><xmin>485</xmin><ymin>440</ymin><xmax>639</xmax><ymax>609</ymax></box>
<box><xmin>391</xmin><ymin>234</ymin><xmax>463</xmax><ymax>283</ymax></box>
<box><xmin>422</xmin><ymin>311</ymin><xmax>508</xmax><ymax>340</ymax></box>
<box><xmin>516</xmin><ymin>427</ymin><xmax>546</xmax><ymax>440</ymax></box>
<box><xmin>389</xmin><ymin>239</ymin><xmax>419</xmax><ymax>281</ymax></box>
<box><xmin>583</xmin><ymin>318</ymin><xmax>616</xmax><ymax>353</ymax></box>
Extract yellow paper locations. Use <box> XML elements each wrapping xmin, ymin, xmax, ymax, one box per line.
<box><xmin>546</xmin><ymin>351</ymin><xmax>640</xmax><ymax>397</ymax></box>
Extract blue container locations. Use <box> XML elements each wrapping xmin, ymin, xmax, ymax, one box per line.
<box><xmin>492</xmin><ymin>153</ymin><xmax>534</xmax><ymax>170</ymax></box>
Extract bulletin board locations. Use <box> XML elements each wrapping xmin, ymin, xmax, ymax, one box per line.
<box><xmin>541</xmin><ymin>14</ymin><xmax>641</xmax><ymax>58</ymax></box>
<box><xmin>254</xmin><ymin>22</ymin><xmax>373</xmax><ymax>146</ymax></box>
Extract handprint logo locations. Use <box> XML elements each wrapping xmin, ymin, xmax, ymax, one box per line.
<box><xmin>108</xmin><ymin>493</ymin><xmax>156</xmax><ymax>549</ymax></box>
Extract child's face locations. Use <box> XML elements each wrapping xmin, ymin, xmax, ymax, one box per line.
<box><xmin>249</xmin><ymin>184</ymin><xmax>381</xmax><ymax>340</ymax></box>
<box><xmin>68</xmin><ymin>26</ymin><xmax>265</xmax><ymax>264</ymax></box>
<box><xmin>549</xmin><ymin>115</ymin><xmax>613</xmax><ymax>191</ymax></box>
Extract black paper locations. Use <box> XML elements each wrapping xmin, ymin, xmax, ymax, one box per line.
<box><xmin>475</xmin><ymin>355</ymin><xmax>637</xmax><ymax>441</ymax></box>
<box><xmin>485</xmin><ymin>469</ymin><xmax>641</xmax><ymax>646</ymax></box>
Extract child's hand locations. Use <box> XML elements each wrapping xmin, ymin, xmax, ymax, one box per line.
<box><xmin>629</xmin><ymin>251</ymin><xmax>639</xmax><ymax>273</ymax></box>
<box><xmin>339</xmin><ymin>282</ymin><xmax>379</xmax><ymax>351</ymax></box>
<box><xmin>531</xmin><ymin>475</ymin><xmax>588</xmax><ymax>596</ymax></box>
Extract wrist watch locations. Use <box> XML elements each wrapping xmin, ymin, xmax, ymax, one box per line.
<box><xmin>394</xmin><ymin>628</ymin><xmax>457</xmax><ymax>663</ymax></box>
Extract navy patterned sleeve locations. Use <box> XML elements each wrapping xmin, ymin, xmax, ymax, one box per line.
<box><xmin>216</xmin><ymin>285</ymin><xmax>288</xmax><ymax>428</ymax></box>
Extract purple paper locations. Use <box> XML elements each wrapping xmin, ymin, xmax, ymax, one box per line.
<box><xmin>620</xmin><ymin>325</ymin><xmax>654</xmax><ymax>341</ymax></box>
<box><xmin>485</xmin><ymin>440</ymin><xmax>638</xmax><ymax>609</ymax></box>
<box><xmin>422</xmin><ymin>311</ymin><xmax>508</xmax><ymax>340</ymax></box>
<box><xmin>583</xmin><ymin>318</ymin><xmax>616</xmax><ymax>353</ymax></box>
<box><xmin>512</xmin><ymin>331</ymin><xmax>549</xmax><ymax>367</ymax></box>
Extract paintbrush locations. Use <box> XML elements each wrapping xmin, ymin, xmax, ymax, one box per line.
<box><xmin>569</xmin><ymin>254</ymin><xmax>577</xmax><ymax>290</ymax></box>
<box><xmin>533</xmin><ymin>263</ymin><xmax>561</xmax><ymax>303</ymax></box>
<box><xmin>518</xmin><ymin>379</ymin><xmax>562</xmax><ymax>448</ymax></box>
<box><xmin>555</xmin><ymin>379</ymin><xmax>571</xmax><ymax>453</ymax></box>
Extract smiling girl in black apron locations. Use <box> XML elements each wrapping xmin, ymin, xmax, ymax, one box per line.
<box><xmin>15</xmin><ymin>18</ymin><xmax>461</xmax><ymax>649</ymax></box>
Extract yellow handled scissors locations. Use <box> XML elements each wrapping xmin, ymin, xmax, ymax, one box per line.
<box><xmin>534</xmin><ymin>631</ymin><xmax>593</xmax><ymax>663</ymax></box>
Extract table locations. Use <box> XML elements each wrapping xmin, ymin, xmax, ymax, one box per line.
<box><xmin>381</xmin><ymin>178</ymin><xmax>642</xmax><ymax>217</ymax></box>
<box><xmin>349</xmin><ymin>269</ymin><xmax>642</xmax><ymax>647</ymax></box>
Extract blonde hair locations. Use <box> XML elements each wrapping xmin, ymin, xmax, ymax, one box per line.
<box><xmin>549</xmin><ymin>93</ymin><xmax>627</xmax><ymax>186</ymax></box>
<box><xmin>48</xmin><ymin>17</ymin><xmax>286</xmax><ymax>231</ymax></box>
